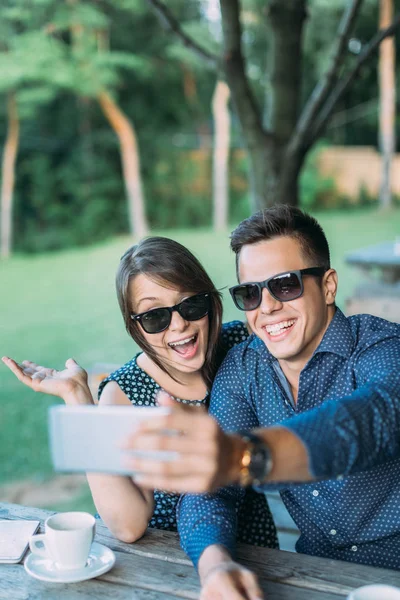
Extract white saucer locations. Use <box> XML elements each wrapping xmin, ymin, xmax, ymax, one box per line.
<box><xmin>24</xmin><ymin>542</ymin><xmax>116</xmax><ymax>583</ymax></box>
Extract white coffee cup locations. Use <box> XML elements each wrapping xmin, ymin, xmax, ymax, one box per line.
<box><xmin>348</xmin><ymin>585</ymin><xmax>400</xmax><ymax>600</ymax></box>
<box><xmin>29</xmin><ymin>512</ymin><xmax>95</xmax><ymax>570</ymax></box>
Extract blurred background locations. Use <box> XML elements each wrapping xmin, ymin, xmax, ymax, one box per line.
<box><xmin>1</xmin><ymin>0</ymin><xmax>399</xmax><ymax>513</ymax></box>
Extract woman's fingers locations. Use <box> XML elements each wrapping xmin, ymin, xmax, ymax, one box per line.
<box><xmin>2</xmin><ymin>357</ymin><xmax>38</xmax><ymax>389</ymax></box>
<box><xmin>2</xmin><ymin>356</ymin><xmax>56</xmax><ymax>391</ymax></box>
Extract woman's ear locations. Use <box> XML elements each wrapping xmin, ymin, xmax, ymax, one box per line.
<box><xmin>323</xmin><ymin>269</ymin><xmax>338</xmax><ymax>306</ymax></box>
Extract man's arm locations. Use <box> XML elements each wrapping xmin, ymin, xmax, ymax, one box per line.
<box><xmin>125</xmin><ymin>337</ymin><xmax>400</xmax><ymax>487</ymax></box>
<box><xmin>176</xmin><ymin>355</ymin><xmax>264</xmax><ymax>599</ymax></box>
<box><xmin>177</xmin><ymin>352</ymin><xmax>260</xmax><ymax>566</ymax></box>
<box><xmin>276</xmin><ymin>337</ymin><xmax>400</xmax><ymax>481</ymax></box>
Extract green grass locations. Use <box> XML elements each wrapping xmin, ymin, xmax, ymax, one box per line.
<box><xmin>1</xmin><ymin>207</ymin><xmax>400</xmax><ymax>511</ymax></box>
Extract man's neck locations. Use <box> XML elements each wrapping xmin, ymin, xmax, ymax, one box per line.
<box><xmin>276</xmin><ymin>306</ymin><xmax>337</xmax><ymax>404</ymax></box>
<box><xmin>277</xmin><ymin>359</ymin><xmax>302</xmax><ymax>404</ymax></box>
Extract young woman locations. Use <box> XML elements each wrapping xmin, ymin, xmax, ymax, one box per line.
<box><xmin>2</xmin><ymin>237</ymin><xmax>278</xmax><ymax>549</ymax></box>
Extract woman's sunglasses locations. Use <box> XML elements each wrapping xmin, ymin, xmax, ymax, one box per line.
<box><xmin>229</xmin><ymin>267</ymin><xmax>327</xmax><ymax>311</ymax></box>
<box><xmin>130</xmin><ymin>292</ymin><xmax>211</xmax><ymax>334</ymax></box>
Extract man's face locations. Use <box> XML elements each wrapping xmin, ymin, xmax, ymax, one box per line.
<box><xmin>237</xmin><ymin>236</ymin><xmax>337</xmax><ymax>370</ymax></box>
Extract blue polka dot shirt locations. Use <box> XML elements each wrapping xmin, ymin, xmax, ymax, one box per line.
<box><xmin>178</xmin><ymin>309</ymin><xmax>400</xmax><ymax>570</ymax></box>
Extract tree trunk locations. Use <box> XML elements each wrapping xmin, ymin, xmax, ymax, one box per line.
<box><xmin>378</xmin><ymin>0</ymin><xmax>395</xmax><ymax>210</ymax></box>
<box><xmin>212</xmin><ymin>80</ymin><xmax>231</xmax><ymax>230</ymax></box>
<box><xmin>220</xmin><ymin>0</ymin><xmax>307</xmax><ymax>210</ymax></box>
<box><xmin>1</xmin><ymin>91</ymin><xmax>19</xmax><ymax>259</ymax></box>
<box><xmin>97</xmin><ymin>90</ymin><xmax>148</xmax><ymax>238</ymax></box>
<box><xmin>266</xmin><ymin>0</ymin><xmax>307</xmax><ymax>142</ymax></box>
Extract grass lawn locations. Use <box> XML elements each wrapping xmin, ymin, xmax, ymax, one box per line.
<box><xmin>1</xmin><ymin>207</ymin><xmax>399</xmax><ymax>512</ymax></box>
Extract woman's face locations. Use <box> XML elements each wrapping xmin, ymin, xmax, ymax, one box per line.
<box><xmin>129</xmin><ymin>274</ymin><xmax>210</xmax><ymax>378</ymax></box>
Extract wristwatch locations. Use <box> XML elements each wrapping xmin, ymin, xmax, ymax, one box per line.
<box><xmin>238</xmin><ymin>432</ymin><xmax>273</xmax><ymax>487</ymax></box>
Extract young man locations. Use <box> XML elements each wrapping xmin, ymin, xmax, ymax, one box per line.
<box><xmin>127</xmin><ymin>206</ymin><xmax>400</xmax><ymax>600</ymax></box>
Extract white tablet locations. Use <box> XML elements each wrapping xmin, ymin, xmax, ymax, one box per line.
<box><xmin>48</xmin><ymin>405</ymin><xmax>176</xmax><ymax>475</ymax></box>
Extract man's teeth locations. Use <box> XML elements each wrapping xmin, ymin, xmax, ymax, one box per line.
<box><xmin>265</xmin><ymin>320</ymin><xmax>295</xmax><ymax>336</ymax></box>
<box><xmin>169</xmin><ymin>335</ymin><xmax>196</xmax><ymax>347</ymax></box>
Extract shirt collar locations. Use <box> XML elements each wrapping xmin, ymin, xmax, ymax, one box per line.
<box><xmin>248</xmin><ymin>307</ymin><xmax>354</xmax><ymax>361</ymax></box>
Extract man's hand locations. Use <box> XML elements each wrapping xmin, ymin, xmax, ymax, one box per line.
<box><xmin>122</xmin><ymin>392</ymin><xmax>246</xmax><ymax>493</ymax></box>
<box><xmin>199</xmin><ymin>545</ymin><xmax>263</xmax><ymax>600</ymax></box>
<box><xmin>201</xmin><ymin>563</ymin><xmax>263</xmax><ymax>600</ymax></box>
<box><xmin>2</xmin><ymin>356</ymin><xmax>93</xmax><ymax>405</ymax></box>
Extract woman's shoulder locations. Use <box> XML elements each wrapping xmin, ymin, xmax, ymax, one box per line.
<box><xmin>220</xmin><ymin>320</ymin><xmax>249</xmax><ymax>350</ymax></box>
<box><xmin>97</xmin><ymin>353</ymin><xmax>159</xmax><ymax>405</ymax></box>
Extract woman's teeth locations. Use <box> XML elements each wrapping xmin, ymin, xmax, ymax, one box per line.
<box><xmin>169</xmin><ymin>335</ymin><xmax>196</xmax><ymax>348</ymax></box>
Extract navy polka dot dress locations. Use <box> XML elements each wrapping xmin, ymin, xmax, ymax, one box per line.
<box><xmin>98</xmin><ymin>321</ymin><xmax>278</xmax><ymax>548</ymax></box>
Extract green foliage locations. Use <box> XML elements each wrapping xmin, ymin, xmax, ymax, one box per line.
<box><xmin>146</xmin><ymin>149</ymin><xmax>212</xmax><ymax>228</ymax></box>
<box><xmin>299</xmin><ymin>144</ymin><xmax>337</xmax><ymax>210</ymax></box>
<box><xmin>1</xmin><ymin>0</ymin><xmax>398</xmax><ymax>255</ymax></box>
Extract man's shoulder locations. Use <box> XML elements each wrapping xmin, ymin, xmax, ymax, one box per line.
<box><xmin>347</xmin><ymin>312</ymin><xmax>400</xmax><ymax>351</ymax></box>
<box><xmin>219</xmin><ymin>331</ymin><xmax>264</xmax><ymax>368</ymax></box>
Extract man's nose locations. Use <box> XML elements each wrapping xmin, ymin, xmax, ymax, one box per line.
<box><xmin>259</xmin><ymin>286</ymin><xmax>282</xmax><ymax>314</ymax></box>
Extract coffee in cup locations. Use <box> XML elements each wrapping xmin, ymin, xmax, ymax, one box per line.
<box><xmin>29</xmin><ymin>512</ymin><xmax>95</xmax><ymax>570</ymax></box>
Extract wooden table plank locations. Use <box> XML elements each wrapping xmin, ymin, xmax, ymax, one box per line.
<box><xmin>2</xmin><ymin>503</ymin><xmax>400</xmax><ymax>599</ymax></box>
<box><xmin>237</xmin><ymin>545</ymin><xmax>400</xmax><ymax>597</ymax></box>
<box><xmin>0</xmin><ymin>564</ymin><xmax>183</xmax><ymax>600</ymax></box>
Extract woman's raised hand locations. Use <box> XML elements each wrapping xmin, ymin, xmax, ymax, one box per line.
<box><xmin>1</xmin><ymin>356</ymin><xmax>94</xmax><ymax>405</ymax></box>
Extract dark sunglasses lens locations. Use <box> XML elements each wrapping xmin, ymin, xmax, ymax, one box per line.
<box><xmin>233</xmin><ymin>284</ymin><xmax>260</xmax><ymax>311</ymax></box>
<box><xmin>269</xmin><ymin>272</ymin><xmax>302</xmax><ymax>301</ymax></box>
<box><xmin>140</xmin><ymin>308</ymin><xmax>171</xmax><ymax>334</ymax></box>
<box><xmin>179</xmin><ymin>294</ymin><xmax>210</xmax><ymax>321</ymax></box>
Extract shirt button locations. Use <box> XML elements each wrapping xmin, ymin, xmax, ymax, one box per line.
<box><xmin>330</xmin><ymin>529</ymin><xmax>337</xmax><ymax>535</ymax></box>
<box><xmin>336</xmin><ymin>475</ymin><xmax>344</xmax><ymax>481</ymax></box>
<box><xmin>312</xmin><ymin>490</ymin><xmax>319</xmax><ymax>497</ymax></box>
<box><xmin>351</xmin><ymin>545</ymin><xmax>358</xmax><ymax>552</ymax></box>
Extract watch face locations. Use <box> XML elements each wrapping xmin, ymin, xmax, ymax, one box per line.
<box><xmin>250</xmin><ymin>445</ymin><xmax>272</xmax><ymax>482</ymax></box>
<box><xmin>239</xmin><ymin>432</ymin><xmax>272</xmax><ymax>486</ymax></box>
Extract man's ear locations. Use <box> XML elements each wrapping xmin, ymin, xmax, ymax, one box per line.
<box><xmin>323</xmin><ymin>269</ymin><xmax>338</xmax><ymax>306</ymax></box>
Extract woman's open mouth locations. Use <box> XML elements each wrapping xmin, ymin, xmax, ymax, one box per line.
<box><xmin>168</xmin><ymin>333</ymin><xmax>199</xmax><ymax>359</ymax></box>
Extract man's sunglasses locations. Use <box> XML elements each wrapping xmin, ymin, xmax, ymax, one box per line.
<box><xmin>229</xmin><ymin>267</ymin><xmax>327</xmax><ymax>311</ymax></box>
<box><xmin>130</xmin><ymin>292</ymin><xmax>211</xmax><ymax>334</ymax></box>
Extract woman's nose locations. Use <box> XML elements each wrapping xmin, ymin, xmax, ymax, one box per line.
<box><xmin>169</xmin><ymin>308</ymin><xmax>188</xmax><ymax>331</ymax></box>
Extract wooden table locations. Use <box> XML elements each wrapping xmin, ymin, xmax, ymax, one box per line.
<box><xmin>2</xmin><ymin>502</ymin><xmax>400</xmax><ymax>599</ymax></box>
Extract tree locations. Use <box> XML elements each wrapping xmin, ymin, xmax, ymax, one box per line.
<box><xmin>58</xmin><ymin>0</ymin><xmax>148</xmax><ymax>237</ymax></box>
<box><xmin>378</xmin><ymin>0</ymin><xmax>396</xmax><ymax>209</ymax></box>
<box><xmin>212</xmin><ymin>79</ymin><xmax>231</xmax><ymax>230</ymax></box>
<box><xmin>1</xmin><ymin>93</ymin><xmax>19</xmax><ymax>259</ymax></box>
<box><xmin>0</xmin><ymin>0</ymin><xmax>149</xmax><ymax>258</ymax></box>
<box><xmin>0</xmin><ymin>1</ymin><xmax>63</xmax><ymax>258</ymax></box>
<box><xmin>147</xmin><ymin>0</ymin><xmax>400</xmax><ymax>209</ymax></box>
<box><xmin>153</xmin><ymin>7</ymin><xmax>232</xmax><ymax>229</ymax></box>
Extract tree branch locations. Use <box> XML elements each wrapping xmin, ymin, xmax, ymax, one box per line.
<box><xmin>145</xmin><ymin>0</ymin><xmax>218</xmax><ymax>68</ymax></box>
<box><xmin>290</xmin><ymin>0</ymin><xmax>364</xmax><ymax>154</ymax></box>
<box><xmin>309</xmin><ymin>11</ymin><xmax>400</xmax><ymax>146</ymax></box>
<box><xmin>220</xmin><ymin>0</ymin><xmax>268</xmax><ymax>145</ymax></box>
